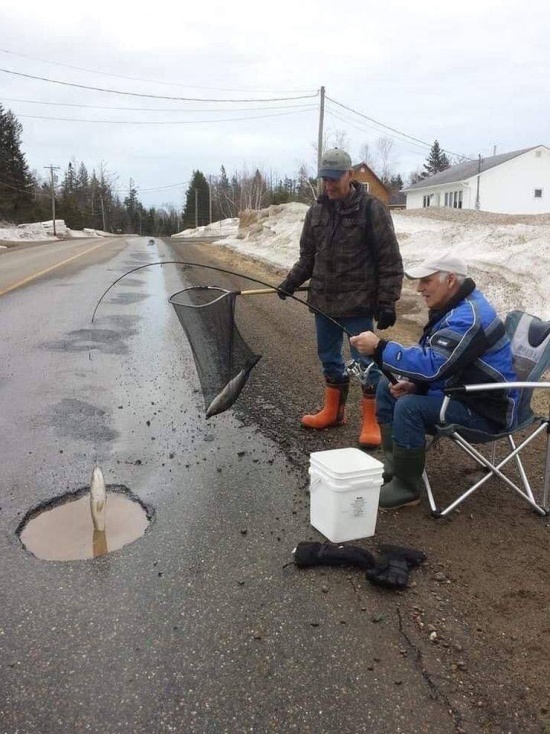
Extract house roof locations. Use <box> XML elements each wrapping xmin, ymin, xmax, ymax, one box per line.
<box><xmin>388</xmin><ymin>190</ymin><xmax>406</xmax><ymax>206</ymax></box>
<box><xmin>351</xmin><ymin>161</ymin><xmax>389</xmax><ymax>191</ymax></box>
<box><xmin>404</xmin><ymin>146</ymin><xmax>540</xmax><ymax>191</ymax></box>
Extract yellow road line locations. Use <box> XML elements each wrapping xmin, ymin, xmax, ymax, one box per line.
<box><xmin>0</xmin><ymin>240</ymin><xmax>111</xmax><ymax>297</ymax></box>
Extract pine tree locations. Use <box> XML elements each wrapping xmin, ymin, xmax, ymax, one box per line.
<box><xmin>123</xmin><ymin>179</ymin><xmax>141</xmax><ymax>233</ymax></box>
<box><xmin>182</xmin><ymin>171</ymin><xmax>210</xmax><ymax>228</ymax></box>
<box><xmin>422</xmin><ymin>140</ymin><xmax>451</xmax><ymax>178</ymax></box>
<box><xmin>0</xmin><ymin>104</ymin><xmax>34</xmax><ymax>222</ymax></box>
<box><xmin>58</xmin><ymin>160</ymin><xmax>84</xmax><ymax>229</ymax></box>
<box><xmin>389</xmin><ymin>173</ymin><xmax>404</xmax><ymax>190</ymax></box>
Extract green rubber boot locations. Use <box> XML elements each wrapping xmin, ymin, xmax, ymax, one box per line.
<box><xmin>379</xmin><ymin>444</ymin><xmax>425</xmax><ymax>510</ymax></box>
<box><xmin>380</xmin><ymin>424</ymin><xmax>394</xmax><ymax>483</ymax></box>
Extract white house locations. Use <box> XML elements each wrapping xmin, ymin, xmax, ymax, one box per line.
<box><xmin>404</xmin><ymin>145</ymin><xmax>550</xmax><ymax>214</ymax></box>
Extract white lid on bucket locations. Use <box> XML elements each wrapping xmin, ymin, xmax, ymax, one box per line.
<box><xmin>310</xmin><ymin>448</ymin><xmax>383</xmax><ymax>478</ymax></box>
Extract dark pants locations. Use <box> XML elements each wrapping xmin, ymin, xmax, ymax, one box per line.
<box><xmin>314</xmin><ymin>313</ymin><xmax>382</xmax><ymax>388</ymax></box>
<box><xmin>375</xmin><ymin>377</ymin><xmax>502</xmax><ymax>449</ymax></box>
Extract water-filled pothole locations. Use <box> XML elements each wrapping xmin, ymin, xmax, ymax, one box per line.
<box><xmin>17</xmin><ymin>485</ymin><xmax>154</xmax><ymax>561</ymax></box>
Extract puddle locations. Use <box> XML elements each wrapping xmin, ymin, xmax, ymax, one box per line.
<box><xmin>17</xmin><ymin>486</ymin><xmax>154</xmax><ymax>561</ymax></box>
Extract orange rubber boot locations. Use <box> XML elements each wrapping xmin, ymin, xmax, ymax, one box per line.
<box><xmin>301</xmin><ymin>381</ymin><xmax>349</xmax><ymax>429</ymax></box>
<box><xmin>359</xmin><ymin>394</ymin><xmax>381</xmax><ymax>448</ymax></box>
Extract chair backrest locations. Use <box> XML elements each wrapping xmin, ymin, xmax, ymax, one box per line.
<box><xmin>505</xmin><ymin>310</ymin><xmax>550</xmax><ymax>422</ymax></box>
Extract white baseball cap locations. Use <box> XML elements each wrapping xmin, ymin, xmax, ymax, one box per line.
<box><xmin>405</xmin><ymin>250</ymin><xmax>468</xmax><ymax>279</ymax></box>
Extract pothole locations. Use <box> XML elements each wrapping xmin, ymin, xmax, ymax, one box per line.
<box><xmin>17</xmin><ymin>485</ymin><xmax>154</xmax><ymax>561</ymax></box>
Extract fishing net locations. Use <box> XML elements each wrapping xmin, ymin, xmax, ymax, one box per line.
<box><xmin>169</xmin><ymin>286</ymin><xmax>261</xmax><ymax>418</ymax></box>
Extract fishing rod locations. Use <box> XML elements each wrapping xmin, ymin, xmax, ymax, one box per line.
<box><xmin>91</xmin><ymin>260</ymin><xmax>397</xmax><ymax>384</ymax></box>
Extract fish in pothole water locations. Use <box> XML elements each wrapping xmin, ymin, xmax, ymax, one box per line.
<box><xmin>90</xmin><ymin>466</ymin><xmax>107</xmax><ymax>531</ymax></box>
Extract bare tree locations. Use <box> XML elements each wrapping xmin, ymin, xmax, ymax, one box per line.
<box><xmin>359</xmin><ymin>143</ymin><xmax>374</xmax><ymax>168</ymax></box>
<box><xmin>374</xmin><ymin>137</ymin><xmax>397</xmax><ymax>186</ymax></box>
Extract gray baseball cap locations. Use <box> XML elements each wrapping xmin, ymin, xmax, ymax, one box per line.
<box><xmin>318</xmin><ymin>148</ymin><xmax>352</xmax><ymax>179</ymax></box>
<box><xmin>405</xmin><ymin>250</ymin><xmax>468</xmax><ymax>279</ymax></box>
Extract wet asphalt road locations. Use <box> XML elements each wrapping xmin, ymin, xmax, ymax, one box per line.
<box><xmin>0</xmin><ymin>237</ymin><xmax>456</xmax><ymax>733</ymax></box>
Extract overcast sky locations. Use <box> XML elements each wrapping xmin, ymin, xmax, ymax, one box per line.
<box><xmin>1</xmin><ymin>0</ymin><xmax>548</xmax><ymax>210</ymax></box>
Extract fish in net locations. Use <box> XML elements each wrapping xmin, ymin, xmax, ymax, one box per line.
<box><xmin>169</xmin><ymin>286</ymin><xmax>261</xmax><ymax>418</ymax></box>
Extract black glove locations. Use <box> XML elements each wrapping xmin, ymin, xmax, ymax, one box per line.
<box><xmin>375</xmin><ymin>304</ymin><xmax>396</xmax><ymax>330</ymax></box>
<box><xmin>365</xmin><ymin>544</ymin><xmax>427</xmax><ymax>590</ymax></box>
<box><xmin>277</xmin><ymin>278</ymin><xmax>296</xmax><ymax>300</ymax></box>
<box><xmin>293</xmin><ymin>541</ymin><xmax>376</xmax><ymax>569</ymax></box>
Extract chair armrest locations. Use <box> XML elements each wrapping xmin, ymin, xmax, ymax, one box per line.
<box><xmin>445</xmin><ymin>382</ymin><xmax>550</xmax><ymax>395</ymax></box>
<box><xmin>439</xmin><ymin>382</ymin><xmax>550</xmax><ymax>423</ymax></box>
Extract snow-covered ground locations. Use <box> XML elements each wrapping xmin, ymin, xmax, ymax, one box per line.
<box><xmin>4</xmin><ymin>205</ymin><xmax>549</xmax><ymax>320</ymax></box>
<box><xmin>175</xmin><ymin>204</ymin><xmax>550</xmax><ymax>321</ymax></box>
<box><xmin>0</xmin><ymin>220</ymin><xmax>111</xmax><ymax>247</ymax></box>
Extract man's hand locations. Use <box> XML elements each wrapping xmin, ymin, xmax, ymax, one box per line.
<box><xmin>389</xmin><ymin>380</ymin><xmax>417</xmax><ymax>399</ymax></box>
<box><xmin>350</xmin><ymin>331</ymin><xmax>380</xmax><ymax>356</ymax></box>
<box><xmin>277</xmin><ymin>278</ymin><xmax>296</xmax><ymax>300</ymax></box>
<box><xmin>375</xmin><ymin>304</ymin><xmax>396</xmax><ymax>330</ymax></box>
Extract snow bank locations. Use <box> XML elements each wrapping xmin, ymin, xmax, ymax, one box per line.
<box><xmin>172</xmin><ymin>217</ymin><xmax>239</xmax><ymax>238</ymax></box>
<box><xmin>203</xmin><ymin>204</ymin><xmax>550</xmax><ymax>320</ymax></box>
<box><xmin>0</xmin><ymin>220</ymin><xmax>111</xmax><ymax>242</ymax></box>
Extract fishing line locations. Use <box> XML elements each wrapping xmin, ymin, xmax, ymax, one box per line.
<box><xmin>95</xmin><ymin>260</ymin><xmax>347</xmax><ymax>335</ymax></box>
<box><xmin>91</xmin><ymin>259</ymin><xmax>397</xmax><ymax>385</ymax></box>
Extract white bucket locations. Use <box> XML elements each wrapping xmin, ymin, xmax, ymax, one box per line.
<box><xmin>309</xmin><ymin>448</ymin><xmax>383</xmax><ymax>543</ymax></box>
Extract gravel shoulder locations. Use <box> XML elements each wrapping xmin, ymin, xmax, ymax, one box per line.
<box><xmin>171</xmin><ymin>238</ymin><xmax>550</xmax><ymax>734</ymax></box>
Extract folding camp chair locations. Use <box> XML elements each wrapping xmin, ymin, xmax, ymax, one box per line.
<box><xmin>422</xmin><ymin>310</ymin><xmax>550</xmax><ymax>517</ymax></box>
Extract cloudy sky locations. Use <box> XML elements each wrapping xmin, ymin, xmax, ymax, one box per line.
<box><xmin>1</xmin><ymin>0</ymin><xmax>548</xmax><ymax>210</ymax></box>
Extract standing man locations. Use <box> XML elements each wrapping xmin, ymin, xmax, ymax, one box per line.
<box><xmin>278</xmin><ymin>148</ymin><xmax>403</xmax><ymax>448</ymax></box>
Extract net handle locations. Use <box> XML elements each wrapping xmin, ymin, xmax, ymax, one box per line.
<box><xmin>238</xmin><ymin>286</ymin><xmax>309</xmax><ymax>296</ymax></box>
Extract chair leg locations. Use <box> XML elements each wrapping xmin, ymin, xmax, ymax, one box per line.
<box><xmin>543</xmin><ymin>423</ymin><xmax>550</xmax><ymax>511</ymax></box>
<box><xmin>425</xmin><ymin>425</ymin><xmax>549</xmax><ymax>517</ymax></box>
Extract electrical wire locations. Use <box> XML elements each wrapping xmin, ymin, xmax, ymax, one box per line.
<box><xmin>1</xmin><ymin>96</ymin><xmax>316</xmax><ymax>113</ymax></box>
<box><xmin>326</xmin><ymin>94</ymin><xmax>473</xmax><ymax>162</ymax></box>
<box><xmin>0</xmin><ymin>48</ymin><xmax>316</xmax><ymax>94</ymax></box>
<box><xmin>0</xmin><ymin>67</ymin><xmax>319</xmax><ymax>103</ymax></box>
<box><xmin>325</xmin><ymin>105</ymin><xmax>433</xmax><ymax>158</ymax></box>
<box><xmin>14</xmin><ymin>106</ymin><xmax>318</xmax><ymax>125</ymax></box>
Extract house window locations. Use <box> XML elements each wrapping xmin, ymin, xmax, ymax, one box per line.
<box><xmin>535</xmin><ymin>151</ymin><xmax>542</xmax><ymax>158</ymax></box>
<box><xmin>534</xmin><ymin>188</ymin><xmax>543</xmax><ymax>198</ymax></box>
<box><xmin>423</xmin><ymin>194</ymin><xmax>431</xmax><ymax>207</ymax></box>
<box><xmin>444</xmin><ymin>190</ymin><xmax>462</xmax><ymax>208</ymax></box>
<box><xmin>362</xmin><ymin>182</ymin><xmax>370</xmax><ymax>192</ymax></box>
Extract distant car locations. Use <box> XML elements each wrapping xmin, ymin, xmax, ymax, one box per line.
<box><xmin>148</xmin><ymin>238</ymin><xmax>155</xmax><ymax>246</ymax></box>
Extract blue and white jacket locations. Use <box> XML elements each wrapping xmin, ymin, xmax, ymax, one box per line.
<box><xmin>374</xmin><ymin>279</ymin><xmax>518</xmax><ymax>430</ymax></box>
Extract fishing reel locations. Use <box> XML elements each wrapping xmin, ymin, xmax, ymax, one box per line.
<box><xmin>345</xmin><ymin>359</ymin><xmax>376</xmax><ymax>387</ymax></box>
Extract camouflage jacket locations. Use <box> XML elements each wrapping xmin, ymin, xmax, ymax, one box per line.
<box><xmin>285</xmin><ymin>181</ymin><xmax>403</xmax><ymax>317</ymax></box>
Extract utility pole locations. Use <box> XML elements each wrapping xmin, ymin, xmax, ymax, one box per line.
<box><xmin>44</xmin><ymin>165</ymin><xmax>60</xmax><ymax>236</ymax></box>
<box><xmin>208</xmin><ymin>176</ymin><xmax>212</xmax><ymax>224</ymax></box>
<box><xmin>317</xmin><ymin>86</ymin><xmax>325</xmax><ymax>196</ymax></box>
<box><xmin>475</xmin><ymin>154</ymin><xmax>482</xmax><ymax>210</ymax></box>
<box><xmin>99</xmin><ymin>194</ymin><xmax>106</xmax><ymax>232</ymax></box>
<box><xmin>194</xmin><ymin>188</ymin><xmax>198</xmax><ymax>228</ymax></box>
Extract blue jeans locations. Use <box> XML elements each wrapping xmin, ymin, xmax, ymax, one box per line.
<box><xmin>315</xmin><ymin>313</ymin><xmax>382</xmax><ymax>388</ymax></box>
<box><xmin>376</xmin><ymin>377</ymin><xmax>501</xmax><ymax>449</ymax></box>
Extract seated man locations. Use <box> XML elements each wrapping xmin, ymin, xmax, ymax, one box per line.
<box><xmin>350</xmin><ymin>251</ymin><xmax>518</xmax><ymax>510</ymax></box>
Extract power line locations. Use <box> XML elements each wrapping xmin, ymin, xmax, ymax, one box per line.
<box><xmin>14</xmin><ymin>106</ymin><xmax>318</xmax><ymax>125</ymax></box>
<box><xmin>0</xmin><ymin>67</ymin><xmax>319</xmax><ymax>103</ymax></box>
<box><xmin>0</xmin><ymin>176</ymin><xmax>40</xmax><ymax>195</ymax></box>
<box><xmin>1</xmin><ymin>96</ymin><xmax>316</xmax><ymax>113</ymax></box>
<box><xmin>326</xmin><ymin>95</ymin><xmax>473</xmax><ymax>161</ymax></box>
<box><xmin>0</xmin><ymin>48</ymin><xmax>315</xmax><ymax>94</ymax></box>
<box><xmin>324</xmin><ymin>105</ymin><xmax>432</xmax><ymax>158</ymax></box>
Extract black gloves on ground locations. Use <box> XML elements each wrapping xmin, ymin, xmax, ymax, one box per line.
<box><xmin>375</xmin><ymin>304</ymin><xmax>396</xmax><ymax>330</ymax></box>
<box><xmin>293</xmin><ymin>541</ymin><xmax>376</xmax><ymax>569</ymax></box>
<box><xmin>277</xmin><ymin>278</ymin><xmax>296</xmax><ymax>300</ymax></box>
<box><xmin>365</xmin><ymin>544</ymin><xmax>427</xmax><ymax>590</ymax></box>
<box><xmin>293</xmin><ymin>541</ymin><xmax>427</xmax><ymax>591</ymax></box>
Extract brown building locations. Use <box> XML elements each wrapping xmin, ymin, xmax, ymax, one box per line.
<box><xmin>351</xmin><ymin>162</ymin><xmax>390</xmax><ymax>205</ymax></box>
